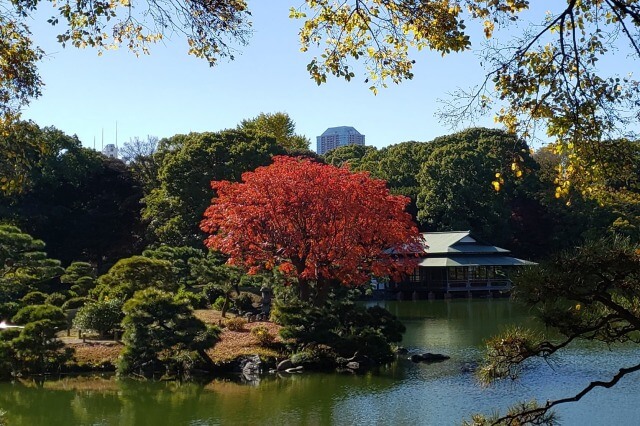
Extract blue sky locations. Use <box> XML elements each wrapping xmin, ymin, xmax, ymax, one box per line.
<box><xmin>22</xmin><ymin>2</ymin><xmax>504</xmax><ymax>152</ymax></box>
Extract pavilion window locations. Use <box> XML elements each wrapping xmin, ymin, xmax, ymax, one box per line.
<box><xmin>448</xmin><ymin>267</ymin><xmax>467</xmax><ymax>280</ymax></box>
<box><xmin>470</xmin><ymin>266</ymin><xmax>487</xmax><ymax>280</ymax></box>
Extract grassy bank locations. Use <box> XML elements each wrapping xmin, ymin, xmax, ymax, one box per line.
<box><xmin>60</xmin><ymin>309</ymin><xmax>284</xmax><ymax>372</ymax></box>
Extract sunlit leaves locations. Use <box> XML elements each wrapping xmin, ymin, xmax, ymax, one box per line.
<box><xmin>201</xmin><ymin>156</ymin><xmax>421</xmax><ymax>298</ymax></box>
<box><xmin>20</xmin><ymin>0</ymin><xmax>251</xmax><ymax>66</ymax></box>
<box><xmin>437</xmin><ymin>1</ymin><xmax>640</xmax><ymax>193</ymax></box>
<box><xmin>294</xmin><ymin>0</ymin><xmax>472</xmax><ymax>91</ymax></box>
<box><xmin>238</xmin><ymin>112</ymin><xmax>310</xmax><ymax>151</ymax></box>
<box><xmin>0</xmin><ymin>18</ymin><xmax>43</xmax><ymax>193</ymax></box>
<box><xmin>0</xmin><ymin>17</ymin><xmax>41</xmax><ymax>121</ymax></box>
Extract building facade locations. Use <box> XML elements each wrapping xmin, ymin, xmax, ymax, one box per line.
<box><xmin>102</xmin><ymin>144</ymin><xmax>118</xmax><ymax>159</ymax></box>
<box><xmin>316</xmin><ymin>126</ymin><xmax>365</xmax><ymax>155</ymax></box>
<box><xmin>392</xmin><ymin>231</ymin><xmax>536</xmax><ymax>299</ymax></box>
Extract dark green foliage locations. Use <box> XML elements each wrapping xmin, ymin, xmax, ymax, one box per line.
<box><xmin>0</xmin><ymin>302</ymin><xmax>20</xmax><ymax>321</ymax></box>
<box><xmin>189</xmin><ymin>258</ymin><xmax>241</xmax><ymax>317</ymax></box>
<box><xmin>212</xmin><ymin>296</ymin><xmax>227</xmax><ymax>312</ymax></box>
<box><xmin>202</xmin><ymin>283</ymin><xmax>224</xmax><ymax>304</ymax></box>
<box><xmin>118</xmin><ymin>288</ymin><xmax>221</xmax><ymax>377</ymax></box>
<box><xmin>142</xmin><ymin>130</ymin><xmax>286</xmax><ymax>246</ymax></box>
<box><xmin>0</xmin><ymin>126</ymin><xmax>144</xmax><ymax>270</ymax></box>
<box><xmin>21</xmin><ymin>291</ymin><xmax>47</xmax><ymax>305</ymax></box>
<box><xmin>0</xmin><ymin>225</ymin><xmax>63</xmax><ymax>304</ymax></box>
<box><xmin>91</xmin><ymin>256</ymin><xmax>176</xmax><ymax>301</ymax></box>
<box><xmin>3</xmin><ymin>304</ymin><xmax>71</xmax><ymax>375</ymax></box>
<box><xmin>12</xmin><ymin>304</ymin><xmax>65</xmax><ymax>325</ymax></box>
<box><xmin>274</xmin><ymin>290</ymin><xmax>405</xmax><ymax>364</ymax></box>
<box><xmin>8</xmin><ymin>319</ymin><xmax>73</xmax><ymax>375</ymax></box>
<box><xmin>73</xmin><ymin>299</ymin><xmax>124</xmax><ymax>338</ymax></box>
<box><xmin>290</xmin><ymin>345</ymin><xmax>337</xmax><ymax>370</ymax></box>
<box><xmin>142</xmin><ymin>245</ymin><xmax>206</xmax><ymax>288</ymax></box>
<box><xmin>61</xmin><ymin>297</ymin><xmax>89</xmax><ymax>311</ymax></box>
<box><xmin>323</xmin><ymin>144</ymin><xmax>377</xmax><ymax>168</ymax></box>
<box><xmin>176</xmin><ymin>288</ymin><xmax>209</xmax><ymax>309</ymax></box>
<box><xmin>45</xmin><ymin>292</ymin><xmax>67</xmax><ymax>307</ymax></box>
<box><xmin>60</xmin><ymin>262</ymin><xmax>96</xmax><ymax>297</ymax></box>
<box><xmin>234</xmin><ymin>292</ymin><xmax>255</xmax><ymax>312</ymax></box>
<box><xmin>417</xmin><ymin>128</ymin><xmax>539</xmax><ymax>248</ymax></box>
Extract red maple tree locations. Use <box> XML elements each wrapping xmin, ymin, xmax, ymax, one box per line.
<box><xmin>201</xmin><ymin>156</ymin><xmax>421</xmax><ymax>302</ymax></box>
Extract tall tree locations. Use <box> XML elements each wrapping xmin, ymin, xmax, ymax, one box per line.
<box><xmin>0</xmin><ymin>225</ymin><xmax>63</xmax><ymax>304</ymax></box>
<box><xmin>91</xmin><ymin>256</ymin><xmax>176</xmax><ymax>301</ymax></box>
<box><xmin>322</xmin><ymin>144</ymin><xmax>377</xmax><ymax>169</ymax></box>
<box><xmin>416</xmin><ymin>128</ymin><xmax>541</xmax><ymax>249</ymax></box>
<box><xmin>293</xmin><ymin>2</ymin><xmax>640</xmax><ymax>189</ymax></box>
<box><xmin>356</xmin><ymin>141</ymin><xmax>434</xmax><ymax>225</ymax></box>
<box><xmin>238</xmin><ymin>112</ymin><xmax>310</xmax><ymax>151</ymax></box>
<box><xmin>120</xmin><ymin>136</ymin><xmax>161</xmax><ymax>194</ymax></box>
<box><xmin>119</xmin><ymin>288</ymin><xmax>220</xmax><ymax>376</ymax></box>
<box><xmin>201</xmin><ymin>156</ymin><xmax>421</xmax><ymax>304</ymax></box>
<box><xmin>120</xmin><ymin>136</ymin><xmax>159</xmax><ymax>164</ymax></box>
<box><xmin>1</xmin><ymin>129</ymin><xmax>145</xmax><ymax>270</ymax></box>
<box><xmin>0</xmin><ymin>1</ymin><xmax>251</xmax><ymax>193</ymax></box>
<box><xmin>143</xmin><ymin>130</ymin><xmax>285</xmax><ymax>247</ymax></box>
<box><xmin>4</xmin><ymin>304</ymin><xmax>71</xmax><ymax>376</ymax></box>
<box><xmin>533</xmin><ymin>140</ymin><xmax>640</xmax><ymax>248</ymax></box>
<box><xmin>60</xmin><ymin>262</ymin><xmax>96</xmax><ymax>297</ymax></box>
<box><xmin>4</xmin><ymin>2</ymin><xmax>638</xmax><ymax>198</ymax></box>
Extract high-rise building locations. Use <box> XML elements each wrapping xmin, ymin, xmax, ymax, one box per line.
<box><xmin>316</xmin><ymin>126</ymin><xmax>365</xmax><ymax>155</ymax></box>
<box><xmin>102</xmin><ymin>143</ymin><xmax>118</xmax><ymax>159</ymax></box>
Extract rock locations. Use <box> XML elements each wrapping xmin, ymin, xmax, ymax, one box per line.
<box><xmin>460</xmin><ymin>362</ymin><xmax>477</xmax><ymax>373</ymax></box>
<box><xmin>346</xmin><ymin>362</ymin><xmax>360</xmax><ymax>370</ymax></box>
<box><xmin>277</xmin><ymin>359</ymin><xmax>293</xmax><ymax>371</ymax></box>
<box><xmin>345</xmin><ymin>352</ymin><xmax>360</xmax><ymax>362</ymax></box>
<box><xmin>395</xmin><ymin>346</ymin><xmax>409</xmax><ymax>355</ymax></box>
<box><xmin>284</xmin><ymin>366</ymin><xmax>304</xmax><ymax>373</ymax></box>
<box><xmin>238</xmin><ymin>355</ymin><xmax>262</xmax><ymax>383</ymax></box>
<box><xmin>410</xmin><ymin>353</ymin><xmax>450</xmax><ymax>363</ymax></box>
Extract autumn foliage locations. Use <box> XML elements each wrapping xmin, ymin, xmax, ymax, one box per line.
<box><xmin>201</xmin><ymin>156</ymin><xmax>421</xmax><ymax>301</ymax></box>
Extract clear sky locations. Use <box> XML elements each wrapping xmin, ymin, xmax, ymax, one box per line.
<box><xmin>22</xmin><ymin>2</ymin><xmax>504</xmax><ymax>152</ymax></box>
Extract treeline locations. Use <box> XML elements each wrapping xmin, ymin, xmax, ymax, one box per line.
<box><xmin>1</xmin><ymin>115</ymin><xmax>639</xmax><ymax>379</ymax></box>
<box><xmin>4</xmin><ymin>124</ymin><xmax>638</xmax><ymax>270</ymax></box>
<box><xmin>325</xmin><ymin>128</ymin><xmax>640</xmax><ymax>258</ymax></box>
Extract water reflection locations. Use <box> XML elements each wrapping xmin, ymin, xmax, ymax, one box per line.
<box><xmin>0</xmin><ymin>300</ymin><xmax>638</xmax><ymax>425</ymax></box>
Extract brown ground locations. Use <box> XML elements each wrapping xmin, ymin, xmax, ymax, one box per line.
<box><xmin>61</xmin><ymin>309</ymin><xmax>284</xmax><ymax>368</ymax></box>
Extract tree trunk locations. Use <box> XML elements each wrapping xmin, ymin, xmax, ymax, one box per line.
<box><xmin>314</xmin><ymin>280</ymin><xmax>331</xmax><ymax>307</ymax></box>
<box><xmin>197</xmin><ymin>348</ymin><xmax>217</xmax><ymax>371</ymax></box>
<box><xmin>221</xmin><ymin>292</ymin><xmax>230</xmax><ymax>318</ymax></box>
<box><xmin>298</xmin><ymin>279</ymin><xmax>310</xmax><ymax>302</ymax></box>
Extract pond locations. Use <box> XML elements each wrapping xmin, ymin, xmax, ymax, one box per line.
<box><xmin>1</xmin><ymin>299</ymin><xmax>639</xmax><ymax>425</ymax></box>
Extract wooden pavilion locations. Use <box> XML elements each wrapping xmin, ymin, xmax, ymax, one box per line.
<box><xmin>390</xmin><ymin>231</ymin><xmax>536</xmax><ymax>299</ymax></box>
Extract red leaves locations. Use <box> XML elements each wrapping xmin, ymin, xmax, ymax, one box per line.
<box><xmin>201</xmin><ymin>156</ymin><xmax>421</xmax><ymax>287</ymax></box>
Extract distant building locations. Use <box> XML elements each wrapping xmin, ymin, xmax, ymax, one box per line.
<box><xmin>102</xmin><ymin>144</ymin><xmax>118</xmax><ymax>159</ymax></box>
<box><xmin>316</xmin><ymin>126</ymin><xmax>365</xmax><ymax>155</ymax></box>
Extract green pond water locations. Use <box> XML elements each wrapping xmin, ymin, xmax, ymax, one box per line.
<box><xmin>1</xmin><ymin>299</ymin><xmax>639</xmax><ymax>425</ymax></box>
